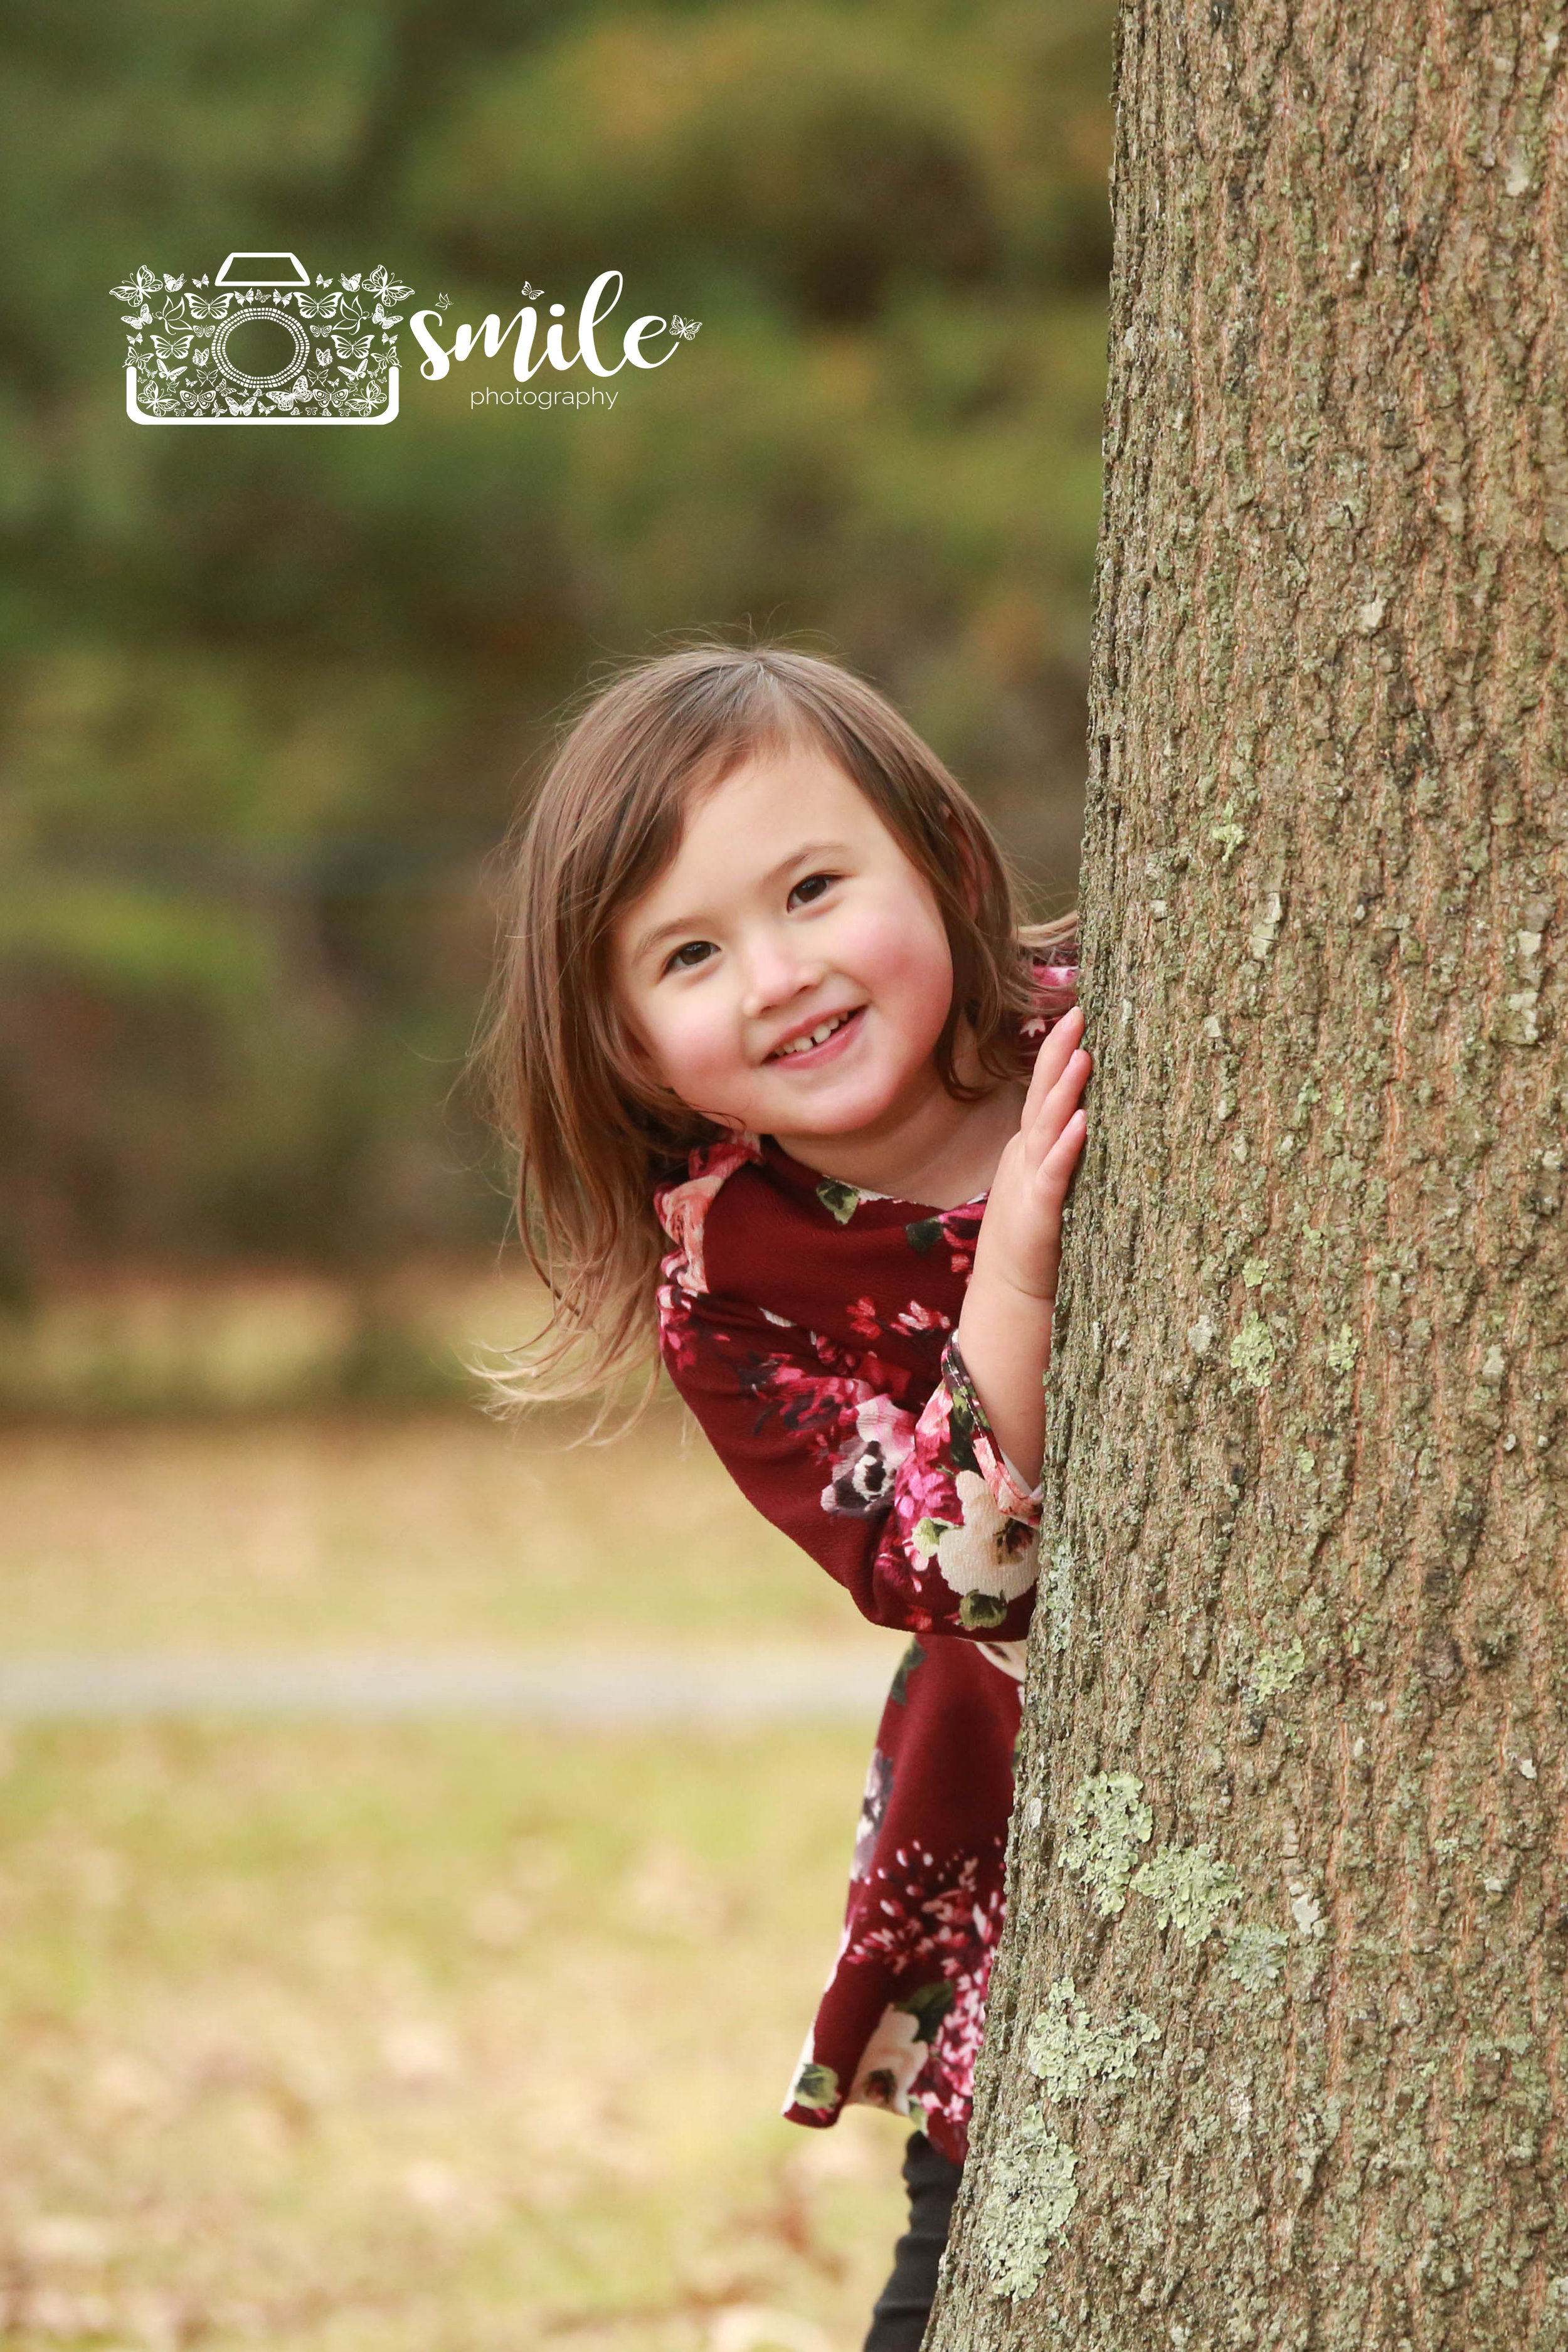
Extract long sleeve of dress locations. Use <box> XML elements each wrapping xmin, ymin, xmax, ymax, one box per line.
<box><xmin>657</xmin><ymin>1279</ymin><xmax>1041</xmax><ymax>1643</ymax></box>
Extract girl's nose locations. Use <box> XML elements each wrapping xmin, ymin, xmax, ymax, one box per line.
<box><xmin>739</xmin><ymin>935</ymin><xmax>823</xmax><ymax>1020</ymax></box>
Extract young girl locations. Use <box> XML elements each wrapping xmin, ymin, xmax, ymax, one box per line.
<box><xmin>480</xmin><ymin>643</ymin><xmax>1087</xmax><ymax>2348</ymax></box>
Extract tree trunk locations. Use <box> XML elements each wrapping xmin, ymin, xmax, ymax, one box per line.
<box><xmin>929</xmin><ymin>4</ymin><xmax>1568</xmax><ymax>2346</ymax></box>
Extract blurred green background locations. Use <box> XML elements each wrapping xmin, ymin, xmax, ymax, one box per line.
<box><xmin>1</xmin><ymin>0</ymin><xmax>1108</xmax><ymax>1340</ymax></box>
<box><xmin>0</xmin><ymin>4</ymin><xmax>1112</xmax><ymax>2344</ymax></box>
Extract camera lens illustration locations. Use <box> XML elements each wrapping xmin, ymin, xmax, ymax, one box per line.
<box><xmin>115</xmin><ymin>252</ymin><xmax>412</xmax><ymax>427</ymax></box>
<box><xmin>209</xmin><ymin>307</ymin><xmax>310</xmax><ymax>389</ymax></box>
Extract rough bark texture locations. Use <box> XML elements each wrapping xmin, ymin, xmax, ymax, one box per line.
<box><xmin>929</xmin><ymin>4</ymin><xmax>1568</xmax><ymax>2347</ymax></box>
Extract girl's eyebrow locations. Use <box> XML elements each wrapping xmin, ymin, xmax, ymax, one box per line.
<box><xmin>630</xmin><ymin>840</ymin><xmax>852</xmax><ymax>967</ymax></box>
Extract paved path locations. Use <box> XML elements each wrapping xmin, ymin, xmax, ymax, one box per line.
<box><xmin>0</xmin><ymin>1647</ymin><xmax>900</xmax><ymax>1725</ymax></box>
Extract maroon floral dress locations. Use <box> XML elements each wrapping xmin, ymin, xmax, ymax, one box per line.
<box><xmin>653</xmin><ymin>952</ymin><xmax>1077</xmax><ymax>2166</ymax></box>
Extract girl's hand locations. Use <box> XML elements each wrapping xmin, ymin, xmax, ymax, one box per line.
<box><xmin>953</xmin><ymin>1006</ymin><xmax>1088</xmax><ymax>1486</ymax></box>
<box><xmin>972</xmin><ymin>1004</ymin><xmax>1090</xmax><ymax>1308</ymax></box>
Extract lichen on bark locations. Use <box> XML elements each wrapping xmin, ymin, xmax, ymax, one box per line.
<box><xmin>974</xmin><ymin>2106</ymin><xmax>1080</xmax><ymax>2300</ymax></box>
<box><xmin>1024</xmin><ymin>1978</ymin><xmax>1161</xmax><ymax>2101</ymax></box>
<box><xmin>1058</xmin><ymin>1771</ymin><xmax>1153</xmax><ymax>1917</ymax></box>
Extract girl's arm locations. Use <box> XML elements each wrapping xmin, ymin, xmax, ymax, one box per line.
<box><xmin>954</xmin><ymin>1005</ymin><xmax>1090</xmax><ymax>1487</ymax></box>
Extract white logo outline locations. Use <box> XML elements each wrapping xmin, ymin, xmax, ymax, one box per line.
<box><xmin>117</xmin><ymin>253</ymin><xmax>409</xmax><ymax>428</ymax></box>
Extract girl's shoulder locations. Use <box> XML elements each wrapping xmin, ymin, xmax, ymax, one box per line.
<box><xmin>652</xmin><ymin>1131</ymin><xmax>763</xmax><ymax>1300</ymax></box>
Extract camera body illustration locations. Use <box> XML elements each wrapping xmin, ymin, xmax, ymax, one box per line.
<box><xmin>115</xmin><ymin>253</ymin><xmax>413</xmax><ymax>426</ymax></box>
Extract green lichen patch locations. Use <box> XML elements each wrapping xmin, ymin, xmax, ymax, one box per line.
<box><xmin>1224</xmin><ymin>1923</ymin><xmax>1289</xmax><ymax>1991</ymax></box>
<box><xmin>1130</xmin><ymin>1843</ymin><xmax>1242</xmax><ymax>1947</ymax></box>
<box><xmin>1024</xmin><ymin>1978</ymin><xmax>1161</xmax><ymax>2101</ymax></box>
<box><xmin>1045</xmin><ymin>1537</ymin><xmax>1074</xmax><ymax>1653</ymax></box>
<box><xmin>1228</xmin><ymin>1313</ymin><xmax>1277</xmax><ymax>1391</ymax></box>
<box><xmin>1248</xmin><ymin>1634</ymin><xmax>1306</xmax><ymax>1703</ymax></box>
<box><xmin>1325</xmin><ymin>1323</ymin><xmax>1360</xmax><ymax>1374</ymax></box>
<box><xmin>977</xmin><ymin>2104</ymin><xmax>1079</xmax><ymax>2298</ymax></box>
<box><xmin>1061</xmin><ymin>1772</ymin><xmax>1153</xmax><ymax>1916</ymax></box>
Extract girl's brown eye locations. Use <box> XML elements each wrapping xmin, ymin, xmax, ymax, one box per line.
<box><xmin>788</xmin><ymin>873</ymin><xmax>834</xmax><ymax>909</ymax></box>
<box><xmin>665</xmin><ymin>940</ymin><xmax>714</xmax><ymax>973</ymax></box>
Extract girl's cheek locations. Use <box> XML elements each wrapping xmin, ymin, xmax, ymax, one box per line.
<box><xmin>677</xmin><ymin>1007</ymin><xmax>738</xmax><ymax>1094</ymax></box>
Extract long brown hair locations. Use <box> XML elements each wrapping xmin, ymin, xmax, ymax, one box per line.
<box><xmin>475</xmin><ymin>638</ymin><xmax>1076</xmax><ymax>1421</ymax></box>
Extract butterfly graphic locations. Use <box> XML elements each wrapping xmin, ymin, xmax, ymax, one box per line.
<box><xmin>160</xmin><ymin>274</ymin><xmax>184</xmax><ymax>290</ymax></box>
<box><xmin>370</xmin><ymin>304</ymin><xmax>402</xmax><ymax>329</ymax></box>
<box><xmin>339</xmin><ymin>273</ymin><xmax>363</xmax><ymax>292</ymax></box>
<box><xmin>332</xmin><ymin>333</ymin><xmax>373</xmax><ymax>361</ymax></box>
<box><xmin>296</xmin><ymin>292</ymin><xmax>341</xmax><ymax>319</ymax></box>
<box><xmin>520</xmin><ymin>282</ymin><xmax>544</xmax><ymax>301</ymax></box>
<box><xmin>110</xmin><ymin>268</ymin><xmax>159</xmax><ymax>304</ymax></box>
<box><xmin>156</xmin><ymin>361</ymin><xmax>188</xmax><ymax>381</ymax></box>
<box><xmin>184</xmin><ymin>290</ymin><xmax>235</xmax><ymax>320</ymax></box>
<box><xmin>269</xmin><ymin>378</ymin><xmax>315</xmax><ymax>409</ymax></box>
<box><xmin>224</xmin><ymin>393</ymin><xmax>258</xmax><ymax>416</ymax></box>
<box><xmin>315</xmin><ymin>349</ymin><xmax>332</xmax><ymax>366</ymax></box>
<box><xmin>193</xmin><ymin>347</ymin><xmax>212</xmax><ymax>368</ymax></box>
<box><xmin>434</xmin><ymin>293</ymin><xmax>451</xmax><ymax>309</ymax></box>
<box><xmin>152</xmin><ymin>334</ymin><xmax>193</xmax><ymax>362</ymax></box>
<box><xmin>669</xmin><ymin>315</ymin><xmax>702</xmax><ymax>341</ymax></box>
<box><xmin>364</xmin><ymin>268</ymin><xmax>414</xmax><ymax>302</ymax></box>
<box><xmin>337</xmin><ymin>358</ymin><xmax>371</xmax><ymax>380</ymax></box>
<box><xmin>120</xmin><ymin>304</ymin><xmax>154</xmax><ymax>329</ymax></box>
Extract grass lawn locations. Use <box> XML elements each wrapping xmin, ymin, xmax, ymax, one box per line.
<box><xmin>0</xmin><ymin>1406</ymin><xmax>898</xmax><ymax>1657</ymax></box>
<box><xmin>0</xmin><ymin>1409</ymin><xmax>912</xmax><ymax>2349</ymax></box>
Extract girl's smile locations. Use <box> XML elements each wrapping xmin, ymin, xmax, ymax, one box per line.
<box><xmin>612</xmin><ymin>744</ymin><xmax>1024</xmax><ymax>1203</ymax></box>
<box><xmin>766</xmin><ymin>1002</ymin><xmax>866</xmax><ymax>1063</ymax></box>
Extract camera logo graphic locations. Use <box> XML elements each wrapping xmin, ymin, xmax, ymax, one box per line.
<box><xmin>115</xmin><ymin>253</ymin><xmax>413</xmax><ymax>425</ymax></box>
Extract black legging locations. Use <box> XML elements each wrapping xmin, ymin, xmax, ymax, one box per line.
<box><xmin>863</xmin><ymin>2131</ymin><xmax>965</xmax><ymax>2351</ymax></box>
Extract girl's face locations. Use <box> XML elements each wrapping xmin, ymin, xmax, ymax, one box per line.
<box><xmin>612</xmin><ymin>745</ymin><xmax>956</xmax><ymax>1151</ymax></box>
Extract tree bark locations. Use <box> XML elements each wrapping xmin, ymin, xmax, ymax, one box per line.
<box><xmin>929</xmin><ymin>4</ymin><xmax>1568</xmax><ymax>2347</ymax></box>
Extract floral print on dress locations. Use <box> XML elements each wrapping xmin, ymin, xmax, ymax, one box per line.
<box><xmin>654</xmin><ymin>1132</ymin><xmax>761</xmax><ymax>1313</ymax></box>
<box><xmin>837</xmin><ymin>1844</ymin><xmax>1007</xmax><ymax>2144</ymax></box>
<box><xmin>891</xmin><ymin>1299</ymin><xmax>951</xmax><ymax>1337</ymax></box>
<box><xmin>650</xmin><ymin>945</ymin><xmax>1078</xmax><ymax>2164</ymax></box>
<box><xmin>900</xmin><ymin>1344</ymin><xmax>1041</xmax><ymax>1621</ymax></box>
<box><xmin>822</xmin><ymin>1392</ymin><xmax>915</xmax><ymax>1518</ymax></box>
<box><xmin>852</xmin><ymin>1747</ymin><xmax>894</xmax><ymax>1880</ymax></box>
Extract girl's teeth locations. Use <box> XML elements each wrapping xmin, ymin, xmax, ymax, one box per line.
<box><xmin>779</xmin><ymin>1012</ymin><xmax>850</xmax><ymax>1057</ymax></box>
